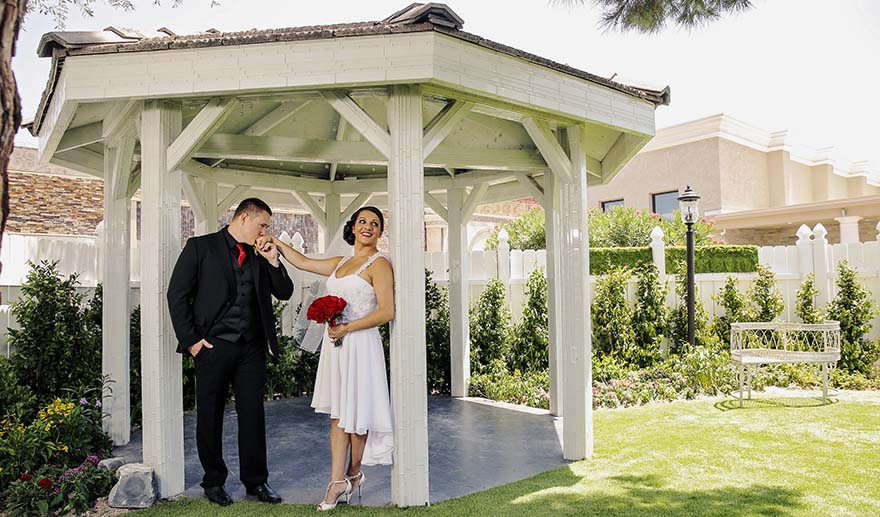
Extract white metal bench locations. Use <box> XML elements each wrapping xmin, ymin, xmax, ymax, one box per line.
<box><xmin>730</xmin><ymin>321</ymin><xmax>841</xmax><ymax>407</ymax></box>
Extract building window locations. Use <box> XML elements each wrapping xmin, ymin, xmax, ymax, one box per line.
<box><xmin>601</xmin><ymin>199</ymin><xmax>624</xmax><ymax>212</ymax></box>
<box><xmin>652</xmin><ymin>190</ymin><xmax>679</xmax><ymax>219</ymax></box>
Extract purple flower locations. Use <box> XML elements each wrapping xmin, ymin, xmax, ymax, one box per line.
<box><xmin>50</xmin><ymin>487</ymin><xmax>60</xmax><ymax>496</ymax></box>
<box><xmin>79</xmin><ymin>397</ymin><xmax>88</xmax><ymax>405</ymax></box>
<box><xmin>86</xmin><ymin>455</ymin><xmax>100</xmax><ymax>465</ymax></box>
<box><xmin>95</xmin><ymin>400</ymin><xmax>102</xmax><ymax>408</ymax></box>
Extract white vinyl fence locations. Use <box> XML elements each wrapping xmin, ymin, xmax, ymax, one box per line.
<box><xmin>2</xmin><ymin>221</ymin><xmax>880</xmax><ymax>356</ymax></box>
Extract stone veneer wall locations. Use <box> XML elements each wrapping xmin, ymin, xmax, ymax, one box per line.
<box><xmin>7</xmin><ymin>147</ymin><xmax>104</xmax><ymax>235</ymax></box>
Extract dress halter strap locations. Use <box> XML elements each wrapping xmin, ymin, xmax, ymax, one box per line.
<box><xmin>354</xmin><ymin>252</ymin><xmax>384</xmax><ymax>276</ymax></box>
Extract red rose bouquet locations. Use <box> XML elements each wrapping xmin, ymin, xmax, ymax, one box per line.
<box><xmin>306</xmin><ymin>295</ymin><xmax>348</xmax><ymax>346</ymax></box>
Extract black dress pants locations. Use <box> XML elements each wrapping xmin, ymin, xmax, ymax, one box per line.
<box><xmin>194</xmin><ymin>338</ymin><xmax>268</xmax><ymax>489</ymax></box>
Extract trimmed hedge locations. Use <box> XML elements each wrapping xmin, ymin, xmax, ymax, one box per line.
<box><xmin>588</xmin><ymin>245</ymin><xmax>758</xmax><ymax>275</ymax></box>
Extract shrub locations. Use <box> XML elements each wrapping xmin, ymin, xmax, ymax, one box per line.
<box><xmin>425</xmin><ymin>270</ymin><xmax>451</xmax><ymax>394</ymax></box>
<box><xmin>712</xmin><ymin>276</ymin><xmax>752</xmax><ymax>346</ymax></box>
<box><xmin>668</xmin><ymin>268</ymin><xmax>718</xmax><ymax>353</ymax></box>
<box><xmin>485</xmin><ymin>208</ymin><xmax>545</xmax><ymax>250</ymax></box>
<box><xmin>589</xmin><ymin>207</ymin><xmax>662</xmax><ymax>248</ymax></box>
<box><xmin>749</xmin><ymin>265</ymin><xmax>784</xmax><ymax>322</ymax></box>
<box><xmin>795</xmin><ymin>274</ymin><xmax>823</xmax><ymax>324</ymax></box>
<box><xmin>826</xmin><ymin>260</ymin><xmax>880</xmax><ymax>375</ymax></box>
<box><xmin>591</xmin><ymin>267</ymin><xmax>635</xmax><ymax>360</ymax></box>
<box><xmin>469</xmin><ymin>279</ymin><xmax>511</xmax><ymax>372</ymax></box>
<box><xmin>589</xmin><ymin>245</ymin><xmax>759</xmax><ymax>275</ymax></box>
<box><xmin>3</xmin><ymin>456</ymin><xmax>115</xmax><ymax>516</ymax></box>
<box><xmin>265</xmin><ymin>301</ymin><xmax>320</xmax><ymax>399</ymax></box>
<box><xmin>484</xmin><ymin>206</ymin><xmax>717</xmax><ymax>251</ymax></box>
<box><xmin>0</xmin><ymin>356</ymin><xmax>38</xmax><ymax>422</ymax></box>
<box><xmin>7</xmin><ymin>261</ymin><xmax>103</xmax><ymax>403</ymax></box>
<box><xmin>0</xmin><ymin>394</ymin><xmax>110</xmax><ymax>495</ymax></box>
<box><xmin>630</xmin><ymin>263</ymin><xmax>667</xmax><ymax>367</ymax></box>
<box><xmin>509</xmin><ymin>267</ymin><xmax>549</xmax><ymax>373</ymax></box>
<box><xmin>830</xmin><ymin>368</ymin><xmax>879</xmax><ymax>390</ymax></box>
<box><xmin>468</xmin><ymin>360</ymin><xmax>550</xmax><ymax>409</ymax></box>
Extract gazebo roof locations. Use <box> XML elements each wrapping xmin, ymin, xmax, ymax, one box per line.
<box><xmin>32</xmin><ymin>3</ymin><xmax>668</xmax><ymax>136</ymax></box>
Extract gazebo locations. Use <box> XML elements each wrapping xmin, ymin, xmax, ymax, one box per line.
<box><xmin>30</xmin><ymin>3</ymin><xmax>668</xmax><ymax>506</ymax></box>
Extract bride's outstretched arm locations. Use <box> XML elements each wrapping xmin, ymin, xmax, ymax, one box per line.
<box><xmin>327</xmin><ymin>257</ymin><xmax>394</xmax><ymax>339</ymax></box>
<box><xmin>257</xmin><ymin>235</ymin><xmax>341</xmax><ymax>277</ymax></box>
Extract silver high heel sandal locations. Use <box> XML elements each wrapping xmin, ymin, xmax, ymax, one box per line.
<box><xmin>345</xmin><ymin>471</ymin><xmax>366</xmax><ymax>504</ymax></box>
<box><xmin>316</xmin><ymin>479</ymin><xmax>351</xmax><ymax>512</ymax></box>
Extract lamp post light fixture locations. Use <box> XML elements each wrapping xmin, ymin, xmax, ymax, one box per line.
<box><xmin>678</xmin><ymin>185</ymin><xmax>701</xmax><ymax>349</ymax></box>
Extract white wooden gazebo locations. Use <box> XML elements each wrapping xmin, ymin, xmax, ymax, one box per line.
<box><xmin>30</xmin><ymin>3</ymin><xmax>668</xmax><ymax>506</ymax></box>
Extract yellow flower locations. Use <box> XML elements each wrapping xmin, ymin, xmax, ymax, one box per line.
<box><xmin>58</xmin><ymin>444</ymin><xmax>69</xmax><ymax>453</ymax></box>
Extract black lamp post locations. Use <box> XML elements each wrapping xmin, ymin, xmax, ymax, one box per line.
<box><xmin>678</xmin><ymin>185</ymin><xmax>701</xmax><ymax>349</ymax></box>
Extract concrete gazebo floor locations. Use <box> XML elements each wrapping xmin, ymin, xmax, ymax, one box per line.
<box><xmin>115</xmin><ymin>396</ymin><xmax>568</xmax><ymax>506</ymax></box>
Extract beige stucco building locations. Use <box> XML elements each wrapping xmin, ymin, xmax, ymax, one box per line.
<box><xmin>587</xmin><ymin>114</ymin><xmax>880</xmax><ymax>245</ymax></box>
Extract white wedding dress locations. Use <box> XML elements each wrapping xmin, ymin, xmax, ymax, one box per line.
<box><xmin>310</xmin><ymin>252</ymin><xmax>394</xmax><ymax>465</ymax></box>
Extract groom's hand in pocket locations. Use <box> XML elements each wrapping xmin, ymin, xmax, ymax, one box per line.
<box><xmin>188</xmin><ymin>338</ymin><xmax>214</xmax><ymax>357</ymax></box>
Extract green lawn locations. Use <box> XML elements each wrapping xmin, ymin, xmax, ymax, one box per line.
<box><xmin>135</xmin><ymin>396</ymin><xmax>880</xmax><ymax>516</ymax></box>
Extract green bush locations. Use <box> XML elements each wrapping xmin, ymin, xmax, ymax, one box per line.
<box><xmin>712</xmin><ymin>276</ymin><xmax>752</xmax><ymax>346</ymax></box>
<box><xmin>830</xmin><ymin>368</ymin><xmax>879</xmax><ymax>390</ymax></box>
<box><xmin>469</xmin><ymin>279</ymin><xmax>511</xmax><ymax>372</ymax></box>
<box><xmin>425</xmin><ymin>270</ymin><xmax>451</xmax><ymax>394</ymax></box>
<box><xmin>468</xmin><ymin>360</ymin><xmax>550</xmax><ymax>409</ymax></box>
<box><xmin>588</xmin><ymin>245</ymin><xmax>759</xmax><ymax>275</ymax></box>
<box><xmin>591</xmin><ymin>267</ymin><xmax>635</xmax><ymax>360</ymax></box>
<box><xmin>749</xmin><ymin>265</ymin><xmax>784</xmax><ymax>322</ymax></box>
<box><xmin>0</xmin><ymin>394</ymin><xmax>110</xmax><ymax>496</ymax></box>
<box><xmin>7</xmin><ymin>261</ymin><xmax>103</xmax><ymax>403</ymax></box>
<box><xmin>484</xmin><ymin>208</ymin><xmax>545</xmax><ymax>250</ymax></box>
<box><xmin>665</xmin><ymin>245</ymin><xmax>759</xmax><ymax>274</ymax></box>
<box><xmin>265</xmin><ymin>301</ymin><xmax>320</xmax><ymax>399</ymax></box>
<box><xmin>509</xmin><ymin>267</ymin><xmax>549</xmax><ymax>373</ymax></box>
<box><xmin>2</xmin><ymin>456</ymin><xmax>115</xmax><ymax>516</ymax></box>
<box><xmin>826</xmin><ymin>260</ymin><xmax>880</xmax><ymax>375</ymax></box>
<box><xmin>795</xmin><ymin>274</ymin><xmax>823</xmax><ymax>324</ymax></box>
<box><xmin>668</xmin><ymin>268</ymin><xmax>719</xmax><ymax>353</ymax></box>
<box><xmin>631</xmin><ymin>263</ymin><xmax>667</xmax><ymax>367</ymax></box>
<box><xmin>484</xmin><ymin>206</ymin><xmax>718</xmax><ymax>251</ymax></box>
<box><xmin>0</xmin><ymin>356</ymin><xmax>38</xmax><ymax>423</ymax></box>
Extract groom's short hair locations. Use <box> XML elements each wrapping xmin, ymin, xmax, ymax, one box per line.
<box><xmin>234</xmin><ymin>198</ymin><xmax>272</xmax><ymax>219</ymax></box>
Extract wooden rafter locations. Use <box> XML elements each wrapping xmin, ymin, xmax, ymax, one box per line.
<box><xmin>166</xmin><ymin>97</ymin><xmax>239</xmax><ymax>173</ymax></box>
<box><xmin>522</xmin><ymin>117</ymin><xmax>573</xmax><ymax>183</ymax></box>
<box><xmin>320</xmin><ymin>91</ymin><xmax>390</xmax><ymax>158</ymax></box>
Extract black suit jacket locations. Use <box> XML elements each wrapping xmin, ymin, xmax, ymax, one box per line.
<box><xmin>167</xmin><ymin>228</ymin><xmax>294</xmax><ymax>359</ymax></box>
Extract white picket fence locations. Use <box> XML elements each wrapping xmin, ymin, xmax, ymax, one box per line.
<box><xmin>2</xmin><ymin>221</ymin><xmax>879</xmax><ymax>357</ymax></box>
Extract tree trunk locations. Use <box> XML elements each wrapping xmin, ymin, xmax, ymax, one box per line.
<box><xmin>0</xmin><ymin>0</ymin><xmax>27</xmax><ymax>285</ymax></box>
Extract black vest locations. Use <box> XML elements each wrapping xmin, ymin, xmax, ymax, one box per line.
<box><xmin>210</xmin><ymin>241</ymin><xmax>264</xmax><ymax>345</ymax></box>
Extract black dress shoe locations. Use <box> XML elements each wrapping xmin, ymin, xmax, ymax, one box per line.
<box><xmin>247</xmin><ymin>482</ymin><xmax>282</xmax><ymax>504</ymax></box>
<box><xmin>204</xmin><ymin>485</ymin><xmax>233</xmax><ymax>506</ymax></box>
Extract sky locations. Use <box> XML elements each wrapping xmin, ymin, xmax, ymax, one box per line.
<box><xmin>12</xmin><ymin>0</ymin><xmax>880</xmax><ymax>168</ymax></box>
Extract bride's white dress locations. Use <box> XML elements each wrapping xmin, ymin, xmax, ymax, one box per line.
<box><xmin>310</xmin><ymin>252</ymin><xmax>394</xmax><ymax>465</ymax></box>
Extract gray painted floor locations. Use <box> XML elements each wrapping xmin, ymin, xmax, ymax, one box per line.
<box><xmin>115</xmin><ymin>396</ymin><xmax>569</xmax><ymax>506</ymax></box>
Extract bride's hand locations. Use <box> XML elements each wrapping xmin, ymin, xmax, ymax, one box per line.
<box><xmin>256</xmin><ymin>235</ymin><xmax>280</xmax><ymax>266</ymax></box>
<box><xmin>328</xmin><ymin>323</ymin><xmax>350</xmax><ymax>340</ymax></box>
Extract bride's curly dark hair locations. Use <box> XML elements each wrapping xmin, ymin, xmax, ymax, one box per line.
<box><xmin>343</xmin><ymin>206</ymin><xmax>385</xmax><ymax>245</ymax></box>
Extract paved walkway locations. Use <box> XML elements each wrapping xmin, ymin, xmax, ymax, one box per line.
<box><xmin>115</xmin><ymin>396</ymin><xmax>569</xmax><ymax>506</ymax></box>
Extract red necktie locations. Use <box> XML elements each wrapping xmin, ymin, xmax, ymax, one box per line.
<box><xmin>236</xmin><ymin>243</ymin><xmax>246</xmax><ymax>267</ymax></box>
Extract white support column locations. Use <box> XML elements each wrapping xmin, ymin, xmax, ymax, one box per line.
<box><xmin>447</xmin><ymin>187</ymin><xmax>470</xmax><ymax>398</ymax></box>
<box><xmin>324</xmin><ymin>193</ymin><xmax>342</xmax><ymax>249</ymax></box>
<box><xmin>559</xmin><ymin>125</ymin><xmax>593</xmax><ymax>460</ymax></box>
<box><xmin>198</xmin><ymin>180</ymin><xmax>219</xmax><ymax>235</ymax></box>
<box><xmin>140</xmin><ymin>100</ymin><xmax>184</xmax><ymax>497</ymax></box>
<box><xmin>544</xmin><ymin>171</ymin><xmax>563</xmax><ymax>416</ymax></box>
<box><xmin>101</xmin><ymin>134</ymin><xmax>135</xmax><ymax>445</ymax></box>
<box><xmin>835</xmin><ymin>215</ymin><xmax>863</xmax><ymax>244</ymax></box>
<box><xmin>387</xmin><ymin>84</ymin><xmax>429</xmax><ymax>507</ymax></box>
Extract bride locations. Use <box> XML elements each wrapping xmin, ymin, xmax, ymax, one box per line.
<box><xmin>257</xmin><ymin>206</ymin><xmax>394</xmax><ymax>511</ymax></box>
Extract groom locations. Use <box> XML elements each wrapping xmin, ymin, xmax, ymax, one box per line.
<box><xmin>167</xmin><ymin>198</ymin><xmax>294</xmax><ymax>506</ymax></box>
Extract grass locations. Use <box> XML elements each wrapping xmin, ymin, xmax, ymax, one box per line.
<box><xmin>135</xmin><ymin>396</ymin><xmax>880</xmax><ymax>516</ymax></box>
